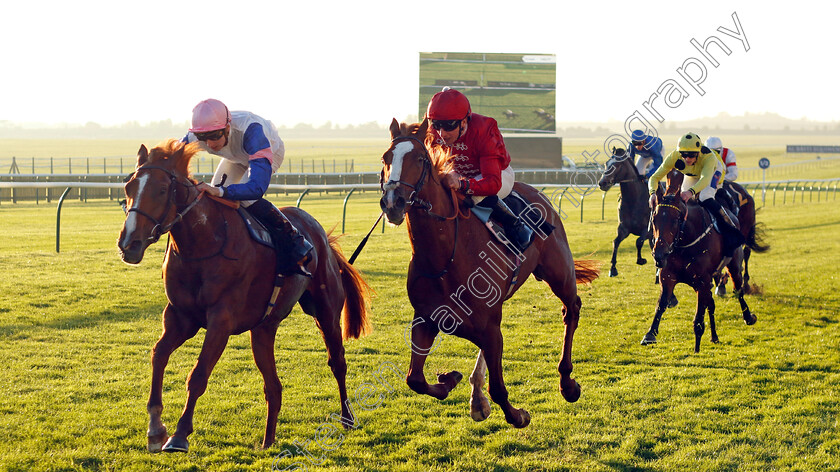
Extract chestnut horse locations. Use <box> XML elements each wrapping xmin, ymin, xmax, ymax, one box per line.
<box><xmin>643</xmin><ymin>186</ymin><xmax>766</xmax><ymax>352</ymax></box>
<box><xmin>379</xmin><ymin>119</ymin><xmax>599</xmax><ymax>427</ymax></box>
<box><xmin>117</xmin><ymin>140</ymin><xmax>370</xmax><ymax>452</ymax></box>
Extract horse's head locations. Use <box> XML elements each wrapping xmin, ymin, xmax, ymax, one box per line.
<box><xmin>117</xmin><ymin>140</ymin><xmax>199</xmax><ymax>264</ymax></box>
<box><xmin>650</xmin><ymin>189</ymin><xmax>687</xmax><ymax>268</ymax></box>
<box><xmin>379</xmin><ymin>118</ymin><xmax>431</xmax><ymax>225</ymax></box>
<box><xmin>598</xmin><ymin>147</ymin><xmax>638</xmax><ymax>191</ymax></box>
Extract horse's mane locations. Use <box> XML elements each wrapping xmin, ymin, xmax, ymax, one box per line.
<box><xmin>148</xmin><ymin>139</ymin><xmax>201</xmax><ymax>180</ymax></box>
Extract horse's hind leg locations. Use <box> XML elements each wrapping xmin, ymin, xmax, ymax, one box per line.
<box><xmin>742</xmin><ymin>246</ymin><xmax>753</xmax><ymax>294</ymax></box>
<box><xmin>147</xmin><ymin>305</ymin><xmax>199</xmax><ymax>453</ymax></box>
<box><xmin>693</xmin><ymin>288</ymin><xmax>712</xmax><ymax>353</ymax></box>
<box><xmin>311</xmin><ymin>294</ymin><xmax>354</xmax><ymax>429</ymax></box>
<box><xmin>249</xmin><ymin>323</ymin><xmax>283</xmax><ymax>449</ymax></box>
<box><xmin>469</xmin><ymin>350</ymin><xmax>491</xmax><ymax>421</ymax></box>
<box><xmin>480</xmin><ymin>327</ymin><xmax>530</xmax><ymax>428</ymax></box>
<box><xmin>405</xmin><ymin>316</ymin><xmax>462</xmax><ymax>400</ymax></box>
<box><xmin>536</xmin><ymin>257</ymin><xmax>581</xmax><ymax>402</ymax></box>
<box><xmin>729</xmin><ymin>253</ymin><xmax>757</xmax><ymax>325</ymax></box>
<box><xmin>635</xmin><ymin>233</ymin><xmax>648</xmax><ymax>266</ymax></box>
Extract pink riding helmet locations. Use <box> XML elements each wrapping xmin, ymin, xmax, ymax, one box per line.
<box><xmin>189</xmin><ymin>99</ymin><xmax>231</xmax><ymax>133</ymax></box>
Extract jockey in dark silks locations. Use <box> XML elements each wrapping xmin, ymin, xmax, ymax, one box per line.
<box><xmin>629</xmin><ymin>130</ymin><xmax>664</xmax><ymax>179</ymax></box>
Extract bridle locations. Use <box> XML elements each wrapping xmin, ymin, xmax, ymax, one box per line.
<box><xmin>382</xmin><ymin>136</ymin><xmax>431</xmax><ymax>207</ymax></box>
<box><xmin>124</xmin><ymin>165</ymin><xmax>204</xmax><ymax>245</ymax></box>
<box><xmin>602</xmin><ymin>154</ymin><xmax>645</xmax><ymax>186</ymax></box>
<box><xmin>653</xmin><ymin>199</ymin><xmax>713</xmax><ymax>258</ymax></box>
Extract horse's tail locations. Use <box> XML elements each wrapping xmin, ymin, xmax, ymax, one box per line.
<box><xmin>746</xmin><ymin>222</ymin><xmax>770</xmax><ymax>253</ymax></box>
<box><xmin>328</xmin><ymin>233</ymin><xmax>373</xmax><ymax>340</ymax></box>
<box><xmin>574</xmin><ymin>259</ymin><xmax>601</xmax><ymax>285</ymax></box>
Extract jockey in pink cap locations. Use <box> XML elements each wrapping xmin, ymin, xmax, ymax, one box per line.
<box><xmin>185</xmin><ymin>99</ymin><xmax>313</xmax><ymax>277</ymax></box>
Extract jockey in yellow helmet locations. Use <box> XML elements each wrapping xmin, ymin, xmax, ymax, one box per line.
<box><xmin>647</xmin><ymin>132</ymin><xmax>745</xmax><ymax>258</ymax></box>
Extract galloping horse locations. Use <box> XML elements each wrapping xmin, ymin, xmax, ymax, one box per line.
<box><xmin>643</xmin><ymin>186</ymin><xmax>766</xmax><ymax>352</ymax></box>
<box><xmin>598</xmin><ymin>148</ymin><xmax>651</xmax><ymax>277</ymax></box>
<box><xmin>665</xmin><ymin>173</ymin><xmax>768</xmax><ymax>296</ymax></box>
<box><xmin>117</xmin><ymin>140</ymin><xmax>371</xmax><ymax>452</ymax></box>
<box><xmin>379</xmin><ymin>119</ymin><xmax>599</xmax><ymax>427</ymax></box>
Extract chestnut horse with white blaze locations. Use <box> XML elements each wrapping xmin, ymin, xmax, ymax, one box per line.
<box><xmin>379</xmin><ymin>119</ymin><xmax>599</xmax><ymax>428</ymax></box>
<box><xmin>117</xmin><ymin>140</ymin><xmax>371</xmax><ymax>453</ymax></box>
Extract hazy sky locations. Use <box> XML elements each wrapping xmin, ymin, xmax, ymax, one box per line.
<box><xmin>3</xmin><ymin>1</ymin><xmax>838</xmax><ymax>128</ymax></box>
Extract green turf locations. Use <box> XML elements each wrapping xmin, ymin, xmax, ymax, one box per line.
<box><xmin>0</xmin><ymin>183</ymin><xmax>838</xmax><ymax>471</ymax></box>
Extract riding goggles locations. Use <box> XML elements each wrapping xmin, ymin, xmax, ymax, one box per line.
<box><xmin>631</xmin><ymin>140</ymin><xmax>644</xmax><ymax>146</ymax></box>
<box><xmin>679</xmin><ymin>151</ymin><xmax>699</xmax><ymax>159</ymax></box>
<box><xmin>194</xmin><ymin>128</ymin><xmax>226</xmax><ymax>141</ymax></box>
<box><xmin>431</xmin><ymin>119</ymin><xmax>461</xmax><ymax>132</ymax></box>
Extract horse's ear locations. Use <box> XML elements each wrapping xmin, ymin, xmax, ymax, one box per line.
<box><xmin>655</xmin><ymin>184</ymin><xmax>664</xmax><ymax>200</ymax></box>
<box><xmin>389</xmin><ymin>118</ymin><xmax>401</xmax><ymax>139</ymax></box>
<box><xmin>136</xmin><ymin>144</ymin><xmax>149</xmax><ymax>168</ymax></box>
<box><xmin>417</xmin><ymin>118</ymin><xmax>429</xmax><ymax>137</ymax></box>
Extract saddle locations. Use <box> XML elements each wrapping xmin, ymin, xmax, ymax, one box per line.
<box><xmin>470</xmin><ymin>190</ymin><xmax>556</xmax><ymax>253</ymax></box>
<box><xmin>237</xmin><ymin>207</ymin><xmax>274</xmax><ymax>249</ymax></box>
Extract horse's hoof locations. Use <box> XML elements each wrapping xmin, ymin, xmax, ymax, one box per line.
<box><xmin>640</xmin><ymin>333</ymin><xmax>657</xmax><ymax>345</ymax></box>
<box><xmin>668</xmin><ymin>295</ymin><xmax>679</xmax><ymax>308</ymax></box>
<box><xmin>609</xmin><ymin>267</ymin><xmax>618</xmax><ymax>277</ymax></box>
<box><xmin>437</xmin><ymin>371</ymin><xmax>463</xmax><ymax>392</ymax></box>
<box><xmin>637</xmin><ymin>258</ymin><xmax>647</xmax><ymax>266</ymax></box>
<box><xmin>715</xmin><ymin>285</ymin><xmax>727</xmax><ymax>297</ymax></box>
<box><xmin>470</xmin><ymin>396</ymin><xmax>492</xmax><ymax>422</ymax></box>
<box><xmin>744</xmin><ymin>312</ymin><xmax>757</xmax><ymax>326</ymax></box>
<box><xmin>711</xmin><ymin>336</ymin><xmax>720</xmax><ymax>344</ymax></box>
<box><xmin>147</xmin><ymin>427</ymin><xmax>168</xmax><ymax>453</ymax></box>
<box><xmin>514</xmin><ymin>409</ymin><xmax>531</xmax><ymax>428</ymax></box>
<box><xmin>560</xmin><ymin>379</ymin><xmax>581</xmax><ymax>403</ymax></box>
<box><xmin>162</xmin><ymin>436</ymin><xmax>189</xmax><ymax>453</ymax></box>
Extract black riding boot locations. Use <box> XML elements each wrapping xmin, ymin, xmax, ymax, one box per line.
<box><xmin>700</xmin><ymin>198</ymin><xmax>745</xmax><ymax>258</ymax></box>
<box><xmin>479</xmin><ymin>196</ymin><xmax>534</xmax><ymax>252</ymax></box>
<box><xmin>248</xmin><ymin>198</ymin><xmax>314</xmax><ymax>277</ymax></box>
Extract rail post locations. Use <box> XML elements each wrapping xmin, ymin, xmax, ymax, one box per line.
<box><xmin>56</xmin><ymin>187</ymin><xmax>72</xmax><ymax>253</ymax></box>
<box><xmin>341</xmin><ymin>188</ymin><xmax>357</xmax><ymax>233</ymax></box>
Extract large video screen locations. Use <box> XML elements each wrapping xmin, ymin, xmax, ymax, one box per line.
<box><xmin>419</xmin><ymin>52</ymin><xmax>556</xmax><ymax>133</ymax></box>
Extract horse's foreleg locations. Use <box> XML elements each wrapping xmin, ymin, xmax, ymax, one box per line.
<box><xmin>642</xmin><ymin>277</ymin><xmax>675</xmax><ymax>345</ymax></box>
<box><xmin>558</xmin><ymin>296</ymin><xmax>582</xmax><ymax>403</ymax></box>
<box><xmin>249</xmin><ymin>324</ymin><xmax>283</xmax><ymax>449</ymax></box>
<box><xmin>609</xmin><ymin>225</ymin><xmax>630</xmax><ymax>277</ymax></box>
<box><xmin>147</xmin><ymin>305</ymin><xmax>198</xmax><ymax>453</ymax></box>
<box><xmin>469</xmin><ymin>350</ymin><xmax>491</xmax><ymax>421</ymax></box>
<box><xmin>481</xmin><ymin>328</ymin><xmax>530</xmax><ymax>428</ymax></box>
<box><xmin>163</xmin><ymin>324</ymin><xmax>231</xmax><ymax>453</ymax></box>
<box><xmin>405</xmin><ymin>316</ymin><xmax>462</xmax><ymax>400</ymax></box>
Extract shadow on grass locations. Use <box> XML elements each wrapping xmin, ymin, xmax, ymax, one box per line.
<box><xmin>0</xmin><ymin>301</ymin><xmax>165</xmax><ymax>337</ymax></box>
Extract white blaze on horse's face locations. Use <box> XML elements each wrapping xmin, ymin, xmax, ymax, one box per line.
<box><xmin>122</xmin><ymin>172</ymin><xmax>152</xmax><ymax>237</ymax></box>
<box><xmin>382</xmin><ymin>141</ymin><xmax>413</xmax><ymax>208</ymax></box>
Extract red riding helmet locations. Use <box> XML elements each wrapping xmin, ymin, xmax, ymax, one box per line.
<box><xmin>426</xmin><ymin>88</ymin><xmax>471</xmax><ymax>121</ymax></box>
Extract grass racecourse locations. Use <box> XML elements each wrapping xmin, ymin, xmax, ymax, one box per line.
<box><xmin>1</xmin><ymin>138</ymin><xmax>839</xmax><ymax>471</ymax></box>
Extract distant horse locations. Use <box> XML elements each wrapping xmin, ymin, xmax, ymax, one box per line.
<box><xmin>642</xmin><ymin>186</ymin><xmax>766</xmax><ymax>352</ymax></box>
<box><xmin>379</xmin><ymin>119</ymin><xmax>599</xmax><ymax>427</ymax></box>
<box><xmin>117</xmin><ymin>140</ymin><xmax>371</xmax><ymax>452</ymax></box>
<box><xmin>503</xmin><ymin>109</ymin><xmax>519</xmax><ymax>119</ymax></box>
<box><xmin>598</xmin><ymin>148</ymin><xmax>651</xmax><ymax>277</ymax></box>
